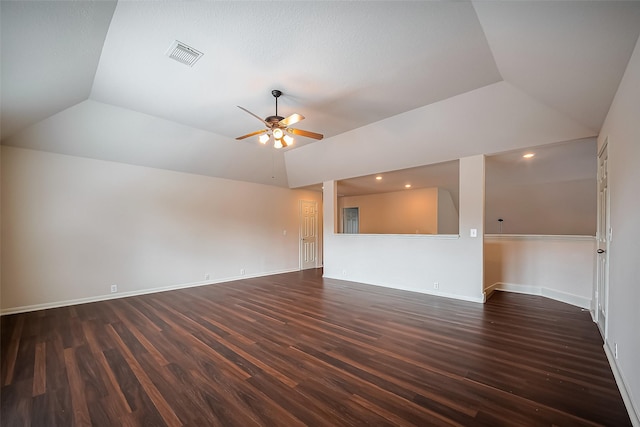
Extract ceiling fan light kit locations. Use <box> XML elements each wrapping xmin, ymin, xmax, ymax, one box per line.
<box><xmin>236</xmin><ymin>89</ymin><xmax>323</xmax><ymax>149</ymax></box>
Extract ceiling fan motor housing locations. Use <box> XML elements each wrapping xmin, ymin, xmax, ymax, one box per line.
<box><xmin>266</xmin><ymin>115</ymin><xmax>285</xmax><ymax>126</ymax></box>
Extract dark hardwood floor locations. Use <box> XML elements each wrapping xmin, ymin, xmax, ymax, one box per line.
<box><xmin>1</xmin><ymin>269</ymin><xmax>630</xmax><ymax>426</ymax></box>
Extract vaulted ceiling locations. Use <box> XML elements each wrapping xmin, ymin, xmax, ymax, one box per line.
<box><xmin>2</xmin><ymin>1</ymin><xmax>639</xmax><ymax>188</ymax></box>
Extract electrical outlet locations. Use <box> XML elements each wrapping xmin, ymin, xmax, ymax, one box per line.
<box><xmin>110</xmin><ymin>284</ymin><xmax>117</xmax><ymax>293</ymax></box>
<box><xmin>240</xmin><ymin>268</ymin><xmax>245</xmax><ymax>275</ymax></box>
<box><xmin>433</xmin><ymin>282</ymin><xmax>439</xmax><ymax>290</ymax></box>
<box><xmin>205</xmin><ymin>273</ymin><xmax>210</xmax><ymax>280</ymax></box>
<box><xmin>614</xmin><ymin>343</ymin><xmax>618</xmax><ymax>359</ymax></box>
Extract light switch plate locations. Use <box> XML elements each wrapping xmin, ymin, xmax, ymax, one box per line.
<box><xmin>470</xmin><ymin>228</ymin><xmax>478</xmax><ymax>237</ymax></box>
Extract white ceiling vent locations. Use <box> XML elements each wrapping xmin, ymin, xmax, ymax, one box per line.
<box><xmin>166</xmin><ymin>40</ymin><xmax>203</xmax><ymax>67</ymax></box>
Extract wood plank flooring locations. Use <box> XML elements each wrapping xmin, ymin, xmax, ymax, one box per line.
<box><xmin>1</xmin><ymin>269</ymin><xmax>631</xmax><ymax>426</ymax></box>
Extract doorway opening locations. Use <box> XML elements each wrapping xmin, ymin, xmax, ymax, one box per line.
<box><xmin>596</xmin><ymin>140</ymin><xmax>609</xmax><ymax>338</ymax></box>
<box><xmin>300</xmin><ymin>200</ymin><xmax>319</xmax><ymax>270</ymax></box>
<box><xmin>343</xmin><ymin>207</ymin><xmax>359</xmax><ymax>234</ymax></box>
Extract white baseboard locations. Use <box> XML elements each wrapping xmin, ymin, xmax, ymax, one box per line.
<box><xmin>0</xmin><ymin>268</ymin><xmax>299</xmax><ymax>316</ymax></box>
<box><xmin>322</xmin><ymin>274</ymin><xmax>485</xmax><ymax>304</ymax></box>
<box><xmin>418</xmin><ymin>288</ymin><xmax>485</xmax><ymax>304</ymax></box>
<box><xmin>604</xmin><ymin>343</ymin><xmax>640</xmax><ymax>426</ymax></box>
<box><xmin>398</xmin><ymin>285</ymin><xmax>485</xmax><ymax>304</ymax></box>
<box><xmin>484</xmin><ymin>282</ymin><xmax>591</xmax><ymax>309</ymax></box>
<box><xmin>483</xmin><ymin>282</ymin><xmax>500</xmax><ymax>299</ymax></box>
<box><xmin>541</xmin><ymin>287</ymin><xmax>591</xmax><ymax>309</ymax></box>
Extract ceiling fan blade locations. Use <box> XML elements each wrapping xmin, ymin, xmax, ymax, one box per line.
<box><xmin>237</xmin><ymin>106</ymin><xmax>269</xmax><ymax>126</ymax></box>
<box><xmin>236</xmin><ymin>129</ymin><xmax>267</xmax><ymax>140</ymax></box>
<box><xmin>278</xmin><ymin>113</ymin><xmax>304</xmax><ymax>127</ymax></box>
<box><xmin>288</xmin><ymin>128</ymin><xmax>324</xmax><ymax>140</ymax></box>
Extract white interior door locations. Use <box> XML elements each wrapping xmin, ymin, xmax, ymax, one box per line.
<box><xmin>300</xmin><ymin>200</ymin><xmax>318</xmax><ymax>270</ymax></box>
<box><xmin>596</xmin><ymin>142</ymin><xmax>609</xmax><ymax>338</ymax></box>
<box><xmin>342</xmin><ymin>207</ymin><xmax>359</xmax><ymax>234</ymax></box>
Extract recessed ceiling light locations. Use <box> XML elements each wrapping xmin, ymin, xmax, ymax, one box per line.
<box><xmin>523</xmin><ymin>153</ymin><xmax>535</xmax><ymax>159</ymax></box>
<box><xmin>405</xmin><ymin>184</ymin><xmax>412</xmax><ymax>188</ymax></box>
<box><xmin>375</xmin><ymin>176</ymin><xmax>382</xmax><ymax>181</ymax></box>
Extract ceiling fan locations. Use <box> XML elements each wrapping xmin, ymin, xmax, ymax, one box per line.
<box><xmin>236</xmin><ymin>90</ymin><xmax>323</xmax><ymax>149</ymax></box>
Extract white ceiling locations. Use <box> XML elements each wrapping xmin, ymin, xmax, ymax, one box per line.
<box><xmin>334</xmin><ymin>136</ymin><xmax>596</xmax><ymax>205</ymax></box>
<box><xmin>2</xmin><ymin>1</ymin><xmax>639</xmax><ymax>188</ymax></box>
<box><xmin>486</xmin><ymin>137</ymin><xmax>598</xmax><ymax>187</ymax></box>
<box><xmin>338</xmin><ymin>160</ymin><xmax>459</xmax><ymax>199</ymax></box>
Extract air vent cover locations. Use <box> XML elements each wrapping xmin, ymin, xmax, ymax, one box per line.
<box><xmin>166</xmin><ymin>40</ymin><xmax>203</xmax><ymax>67</ymax></box>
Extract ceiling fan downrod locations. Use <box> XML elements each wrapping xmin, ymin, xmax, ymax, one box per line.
<box><xmin>272</xmin><ymin>89</ymin><xmax>282</xmax><ymax>116</ymax></box>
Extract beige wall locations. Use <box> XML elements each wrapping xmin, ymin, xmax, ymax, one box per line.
<box><xmin>484</xmin><ymin>235</ymin><xmax>595</xmax><ymax>308</ymax></box>
<box><xmin>1</xmin><ymin>146</ymin><xmax>322</xmax><ymax>313</ymax></box>
<box><xmin>597</xmin><ymin>34</ymin><xmax>640</xmax><ymax>424</ymax></box>
<box><xmin>485</xmin><ymin>179</ymin><xmax>596</xmax><ymax>235</ymax></box>
<box><xmin>337</xmin><ymin>187</ymin><xmax>458</xmax><ymax>234</ymax></box>
<box><xmin>339</xmin><ymin>188</ymin><xmax>438</xmax><ymax>234</ymax></box>
<box><xmin>437</xmin><ymin>188</ymin><xmax>459</xmax><ymax>234</ymax></box>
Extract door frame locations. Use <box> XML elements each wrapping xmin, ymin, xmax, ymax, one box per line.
<box><xmin>299</xmin><ymin>200</ymin><xmax>319</xmax><ymax>270</ymax></box>
<box><xmin>595</xmin><ymin>139</ymin><xmax>610</xmax><ymax>339</ymax></box>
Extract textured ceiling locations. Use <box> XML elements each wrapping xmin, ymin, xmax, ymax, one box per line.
<box><xmin>2</xmin><ymin>1</ymin><xmax>639</xmax><ymax>188</ymax></box>
<box><xmin>0</xmin><ymin>0</ymin><xmax>116</xmax><ymax>139</ymax></box>
<box><xmin>90</xmin><ymin>1</ymin><xmax>502</xmax><ymax>141</ymax></box>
